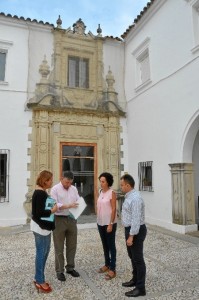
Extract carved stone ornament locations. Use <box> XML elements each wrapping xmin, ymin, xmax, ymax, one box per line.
<box><xmin>73</xmin><ymin>18</ymin><xmax>86</xmax><ymax>35</ymax></box>
<box><xmin>23</xmin><ymin>191</ymin><xmax>33</xmax><ymax>223</ymax></box>
<box><xmin>39</xmin><ymin>55</ymin><xmax>50</xmax><ymax>83</ymax></box>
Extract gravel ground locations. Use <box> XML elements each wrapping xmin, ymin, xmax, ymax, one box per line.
<box><xmin>0</xmin><ymin>221</ymin><xmax>199</xmax><ymax>300</ymax></box>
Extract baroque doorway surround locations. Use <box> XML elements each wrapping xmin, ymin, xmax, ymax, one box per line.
<box><xmin>24</xmin><ymin>18</ymin><xmax>125</xmax><ymax>221</ymax></box>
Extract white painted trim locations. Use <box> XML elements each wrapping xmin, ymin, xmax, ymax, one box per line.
<box><xmin>146</xmin><ymin>216</ymin><xmax>198</xmax><ymax>234</ymax></box>
<box><xmin>0</xmin><ymin>217</ymin><xmax>27</xmax><ymax>227</ymax></box>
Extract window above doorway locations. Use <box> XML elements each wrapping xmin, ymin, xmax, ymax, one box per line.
<box><xmin>68</xmin><ymin>56</ymin><xmax>89</xmax><ymax>89</ymax></box>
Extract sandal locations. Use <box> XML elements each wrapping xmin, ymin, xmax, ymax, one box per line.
<box><xmin>105</xmin><ymin>270</ymin><xmax>116</xmax><ymax>280</ymax></box>
<box><xmin>97</xmin><ymin>265</ymin><xmax>109</xmax><ymax>273</ymax></box>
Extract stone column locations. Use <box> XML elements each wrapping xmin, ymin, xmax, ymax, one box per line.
<box><xmin>169</xmin><ymin>163</ymin><xmax>195</xmax><ymax>225</ymax></box>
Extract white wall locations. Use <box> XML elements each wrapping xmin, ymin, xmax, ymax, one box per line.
<box><xmin>0</xmin><ymin>16</ymin><xmax>53</xmax><ymax>226</ymax></box>
<box><xmin>124</xmin><ymin>0</ymin><xmax>199</xmax><ymax>231</ymax></box>
<box><xmin>103</xmin><ymin>39</ymin><xmax>126</xmax><ymax>110</ymax></box>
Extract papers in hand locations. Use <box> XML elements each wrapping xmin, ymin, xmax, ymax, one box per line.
<box><xmin>69</xmin><ymin>197</ymin><xmax>87</xmax><ymax>220</ymax></box>
<box><xmin>41</xmin><ymin>196</ymin><xmax>56</xmax><ymax>222</ymax></box>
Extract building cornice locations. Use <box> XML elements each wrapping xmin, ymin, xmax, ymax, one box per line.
<box><xmin>122</xmin><ymin>0</ymin><xmax>167</xmax><ymax>42</ymax></box>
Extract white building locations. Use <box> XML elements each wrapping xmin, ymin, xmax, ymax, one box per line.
<box><xmin>0</xmin><ymin>14</ymin><xmax>53</xmax><ymax>226</ymax></box>
<box><xmin>0</xmin><ymin>0</ymin><xmax>199</xmax><ymax>233</ymax></box>
<box><xmin>122</xmin><ymin>0</ymin><xmax>199</xmax><ymax>233</ymax></box>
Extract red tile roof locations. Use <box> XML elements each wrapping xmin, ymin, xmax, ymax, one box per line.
<box><xmin>121</xmin><ymin>0</ymin><xmax>155</xmax><ymax>39</ymax></box>
<box><xmin>0</xmin><ymin>12</ymin><xmax>54</xmax><ymax>26</ymax></box>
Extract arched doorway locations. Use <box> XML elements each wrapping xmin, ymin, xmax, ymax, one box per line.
<box><xmin>182</xmin><ymin>111</ymin><xmax>199</xmax><ymax>226</ymax></box>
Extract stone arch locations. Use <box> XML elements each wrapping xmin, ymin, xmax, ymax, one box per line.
<box><xmin>181</xmin><ymin>110</ymin><xmax>199</xmax><ymax>162</ymax></box>
<box><xmin>181</xmin><ymin>110</ymin><xmax>199</xmax><ymax>226</ymax></box>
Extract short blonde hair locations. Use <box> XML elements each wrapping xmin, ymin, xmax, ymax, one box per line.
<box><xmin>36</xmin><ymin>170</ymin><xmax>53</xmax><ymax>188</ymax></box>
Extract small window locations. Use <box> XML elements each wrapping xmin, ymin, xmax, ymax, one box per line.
<box><xmin>192</xmin><ymin>0</ymin><xmax>199</xmax><ymax>52</ymax></box>
<box><xmin>186</xmin><ymin>0</ymin><xmax>199</xmax><ymax>53</ymax></box>
<box><xmin>68</xmin><ymin>56</ymin><xmax>89</xmax><ymax>88</ymax></box>
<box><xmin>0</xmin><ymin>51</ymin><xmax>6</xmax><ymax>81</ymax></box>
<box><xmin>139</xmin><ymin>50</ymin><xmax>150</xmax><ymax>83</ymax></box>
<box><xmin>0</xmin><ymin>149</ymin><xmax>10</xmax><ymax>202</ymax></box>
<box><xmin>138</xmin><ymin>161</ymin><xmax>153</xmax><ymax>192</ymax></box>
<box><xmin>133</xmin><ymin>37</ymin><xmax>151</xmax><ymax>91</ymax></box>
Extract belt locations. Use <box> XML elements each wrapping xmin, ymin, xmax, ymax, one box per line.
<box><xmin>55</xmin><ymin>215</ymin><xmax>69</xmax><ymax>218</ymax></box>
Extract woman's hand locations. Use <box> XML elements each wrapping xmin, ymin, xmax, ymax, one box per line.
<box><xmin>107</xmin><ymin>224</ymin><xmax>113</xmax><ymax>233</ymax></box>
<box><xmin>51</xmin><ymin>204</ymin><xmax>58</xmax><ymax>214</ymax></box>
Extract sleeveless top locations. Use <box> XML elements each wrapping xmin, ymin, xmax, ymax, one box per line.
<box><xmin>97</xmin><ymin>188</ymin><xmax>117</xmax><ymax>226</ymax></box>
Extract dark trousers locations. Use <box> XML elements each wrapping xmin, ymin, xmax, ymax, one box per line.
<box><xmin>98</xmin><ymin>223</ymin><xmax>117</xmax><ymax>271</ymax></box>
<box><xmin>53</xmin><ymin>216</ymin><xmax>77</xmax><ymax>273</ymax></box>
<box><xmin>125</xmin><ymin>224</ymin><xmax>147</xmax><ymax>289</ymax></box>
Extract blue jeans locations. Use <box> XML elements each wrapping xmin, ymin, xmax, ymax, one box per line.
<box><xmin>98</xmin><ymin>223</ymin><xmax>117</xmax><ymax>271</ymax></box>
<box><xmin>33</xmin><ymin>232</ymin><xmax>51</xmax><ymax>284</ymax></box>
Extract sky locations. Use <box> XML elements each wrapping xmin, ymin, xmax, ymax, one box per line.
<box><xmin>0</xmin><ymin>0</ymin><xmax>149</xmax><ymax>37</ymax></box>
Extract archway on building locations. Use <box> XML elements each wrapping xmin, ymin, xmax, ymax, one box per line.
<box><xmin>182</xmin><ymin>111</ymin><xmax>199</xmax><ymax>227</ymax></box>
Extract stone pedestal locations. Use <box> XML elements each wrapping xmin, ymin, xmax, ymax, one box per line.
<box><xmin>169</xmin><ymin>163</ymin><xmax>195</xmax><ymax>225</ymax></box>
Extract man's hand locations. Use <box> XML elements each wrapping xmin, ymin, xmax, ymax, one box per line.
<box><xmin>126</xmin><ymin>235</ymin><xmax>134</xmax><ymax>246</ymax></box>
<box><xmin>70</xmin><ymin>202</ymin><xmax>79</xmax><ymax>209</ymax></box>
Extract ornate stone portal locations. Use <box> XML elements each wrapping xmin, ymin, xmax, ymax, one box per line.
<box><xmin>24</xmin><ymin>18</ymin><xmax>125</xmax><ymax>222</ymax></box>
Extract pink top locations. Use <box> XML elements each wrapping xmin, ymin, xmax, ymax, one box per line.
<box><xmin>97</xmin><ymin>188</ymin><xmax>117</xmax><ymax>226</ymax></box>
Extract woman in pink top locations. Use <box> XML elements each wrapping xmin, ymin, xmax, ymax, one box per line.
<box><xmin>97</xmin><ymin>172</ymin><xmax>117</xmax><ymax>280</ymax></box>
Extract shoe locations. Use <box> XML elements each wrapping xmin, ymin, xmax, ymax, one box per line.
<box><xmin>67</xmin><ymin>269</ymin><xmax>80</xmax><ymax>277</ymax></box>
<box><xmin>122</xmin><ymin>278</ymin><xmax>136</xmax><ymax>287</ymax></box>
<box><xmin>33</xmin><ymin>280</ymin><xmax>49</xmax><ymax>286</ymax></box>
<box><xmin>34</xmin><ymin>282</ymin><xmax>52</xmax><ymax>293</ymax></box>
<box><xmin>125</xmin><ymin>287</ymin><xmax>146</xmax><ymax>297</ymax></box>
<box><xmin>57</xmin><ymin>272</ymin><xmax>66</xmax><ymax>281</ymax></box>
<box><xmin>105</xmin><ymin>270</ymin><xmax>116</xmax><ymax>280</ymax></box>
<box><xmin>97</xmin><ymin>265</ymin><xmax>109</xmax><ymax>273</ymax></box>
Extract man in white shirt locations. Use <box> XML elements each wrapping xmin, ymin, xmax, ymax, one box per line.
<box><xmin>51</xmin><ymin>171</ymin><xmax>80</xmax><ymax>281</ymax></box>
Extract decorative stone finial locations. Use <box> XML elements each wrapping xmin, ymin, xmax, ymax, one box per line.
<box><xmin>97</xmin><ymin>24</ymin><xmax>102</xmax><ymax>36</ymax></box>
<box><xmin>73</xmin><ymin>18</ymin><xmax>86</xmax><ymax>35</ymax></box>
<box><xmin>56</xmin><ymin>15</ymin><xmax>62</xmax><ymax>28</ymax></box>
<box><xmin>106</xmin><ymin>66</ymin><xmax>115</xmax><ymax>92</ymax></box>
<box><xmin>39</xmin><ymin>55</ymin><xmax>50</xmax><ymax>83</ymax></box>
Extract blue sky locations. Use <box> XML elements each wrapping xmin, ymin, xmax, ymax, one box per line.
<box><xmin>0</xmin><ymin>0</ymin><xmax>149</xmax><ymax>37</ymax></box>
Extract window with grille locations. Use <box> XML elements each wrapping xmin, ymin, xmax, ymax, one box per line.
<box><xmin>0</xmin><ymin>51</ymin><xmax>6</xmax><ymax>81</ymax></box>
<box><xmin>138</xmin><ymin>161</ymin><xmax>153</xmax><ymax>192</ymax></box>
<box><xmin>0</xmin><ymin>149</ymin><xmax>10</xmax><ymax>202</ymax></box>
<box><xmin>68</xmin><ymin>56</ymin><xmax>89</xmax><ymax>88</ymax></box>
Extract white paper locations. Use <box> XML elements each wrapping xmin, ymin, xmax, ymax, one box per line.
<box><xmin>69</xmin><ymin>197</ymin><xmax>87</xmax><ymax>219</ymax></box>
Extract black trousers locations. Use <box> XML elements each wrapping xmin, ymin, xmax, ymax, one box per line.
<box><xmin>125</xmin><ymin>224</ymin><xmax>147</xmax><ymax>289</ymax></box>
<box><xmin>98</xmin><ymin>223</ymin><xmax>117</xmax><ymax>271</ymax></box>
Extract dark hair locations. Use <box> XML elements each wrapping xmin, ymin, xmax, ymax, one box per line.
<box><xmin>120</xmin><ymin>174</ymin><xmax>135</xmax><ymax>188</ymax></box>
<box><xmin>36</xmin><ymin>170</ymin><xmax>53</xmax><ymax>188</ymax></box>
<box><xmin>99</xmin><ymin>172</ymin><xmax>114</xmax><ymax>187</ymax></box>
<box><xmin>63</xmin><ymin>171</ymin><xmax>74</xmax><ymax>180</ymax></box>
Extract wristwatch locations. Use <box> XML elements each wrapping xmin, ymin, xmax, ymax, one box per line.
<box><xmin>110</xmin><ymin>222</ymin><xmax>114</xmax><ymax>225</ymax></box>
